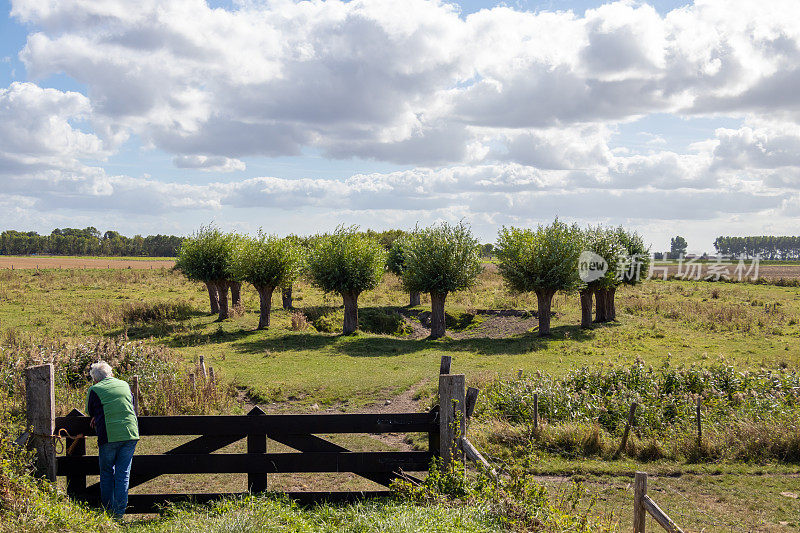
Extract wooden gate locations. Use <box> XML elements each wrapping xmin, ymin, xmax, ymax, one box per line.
<box><xmin>25</xmin><ymin>357</ymin><xmax>468</xmax><ymax>514</ymax></box>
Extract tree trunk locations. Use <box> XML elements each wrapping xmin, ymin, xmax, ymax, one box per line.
<box><xmin>409</xmin><ymin>291</ymin><xmax>421</xmax><ymax>307</ymax></box>
<box><xmin>255</xmin><ymin>285</ymin><xmax>275</xmax><ymax>329</ymax></box>
<box><xmin>430</xmin><ymin>292</ymin><xmax>447</xmax><ymax>339</ymax></box>
<box><xmin>341</xmin><ymin>291</ymin><xmax>359</xmax><ymax>334</ymax></box>
<box><xmin>205</xmin><ymin>281</ymin><xmax>220</xmax><ymax>314</ymax></box>
<box><xmin>536</xmin><ymin>289</ymin><xmax>556</xmax><ymax>336</ymax></box>
<box><xmin>607</xmin><ymin>287</ymin><xmax>617</xmax><ymax>321</ymax></box>
<box><xmin>594</xmin><ymin>288</ymin><xmax>607</xmax><ymax>323</ymax></box>
<box><xmin>230</xmin><ymin>281</ymin><xmax>242</xmax><ymax>307</ymax></box>
<box><xmin>281</xmin><ymin>286</ymin><xmax>293</xmax><ymax>310</ymax></box>
<box><xmin>580</xmin><ymin>288</ymin><xmax>593</xmax><ymax>329</ymax></box>
<box><xmin>216</xmin><ymin>280</ymin><xmax>230</xmax><ymax>320</ymax></box>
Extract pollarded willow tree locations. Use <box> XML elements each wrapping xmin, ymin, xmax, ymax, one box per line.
<box><xmin>175</xmin><ymin>225</ymin><xmax>238</xmax><ymax>320</ymax></box>
<box><xmin>580</xmin><ymin>226</ymin><xmax>625</xmax><ymax>327</ymax></box>
<box><xmin>612</xmin><ymin>226</ymin><xmax>651</xmax><ymax>320</ymax></box>
<box><xmin>277</xmin><ymin>234</ymin><xmax>306</xmax><ymax>310</ymax></box>
<box><xmin>232</xmin><ymin>233</ymin><xmax>303</xmax><ymax>329</ymax></box>
<box><xmin>306</xmin><ymin>226</ymin><xmax>387</xmax><ymax>334</ymax></box>
<box><xmin>402</xmin><ymin>221</ymin><xmax>483</xmax><ymax>339</ymax></box>
<box><xmin>496</xmin><ymin>219</ymin><xmax>583</xmax><ymax>336</ymax></box>
<box><xmin>387</xmin><ymin>238</ymin><xmax>421</xmax><ymax>307</ymax></box>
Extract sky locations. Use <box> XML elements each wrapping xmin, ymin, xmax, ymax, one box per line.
<box><xmin>1</xmin><ymin>0</ymin><xmax>798</xmax><ymax>253</ymax></box>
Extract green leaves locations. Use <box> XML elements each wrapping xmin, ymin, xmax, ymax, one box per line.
<box><xmin>232</xmin><ymin>232</ymin><xmax>303</xmax><ymax>289</ymax></box>
<box><xmin>401</xmin><ymin>221</ymin><xmax>482</xmax><ymax>295</ymax></box>
<box><xmin>174</xmin><ymin>224</ymin><xmax>237</xmax><ymax>282</ymax></box>
<box><xmin>306</xmin><ymin>225</ymin><xmax>387</xmax><ymax>295</ymax></box>
<box><xmin>582</xmin><ymin>225</ymin><xmax>625</xmax><ymax>290</ymax></box>
<box><xmin>615</xmin><ymin>226</ymin><xmax>651</xmax><ymax>286</ymax></box>
<box><xmin>495</xmin><ymin>219</ymin><xmax>583</xmax><ymax>294</ymax></box>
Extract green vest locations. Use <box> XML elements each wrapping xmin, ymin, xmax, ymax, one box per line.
<box><xmin>86</xmin><ymin>377</ymin><xmax>140</xmax><ymax>442</ymax></box>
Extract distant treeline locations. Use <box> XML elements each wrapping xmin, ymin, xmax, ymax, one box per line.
<box><xmin>0</xmin><ymin>228</ymin><xmax>183</xmax><ymax>257</ymax></box>
<box><xmin>714</xmin><ymin>236</ymin><xmax>800</xmax><ymax>260</ymax></box>
<box><xmin>0</xmin><ymin>226</ymin><xmax>496</xmax><ymax>258</ymax></box>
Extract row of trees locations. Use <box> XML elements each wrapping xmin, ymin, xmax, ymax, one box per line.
<box><xmin>176</xmin><ymin>220</ymin><xmax>648</xmax><ymax>339</ymax></box>
<box><xmin>0</xmin><ymin>228</ymin><xmax>183</xmax><ymax>257</ymax></box>
<box><xmin>714</xmin><ymin>235</ymin><xmax>800</xmax><ymax>260</ymax></box>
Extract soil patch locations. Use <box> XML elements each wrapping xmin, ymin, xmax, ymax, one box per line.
<box><xmin>0</xmin><ymin>256</ymin><xmax>175</xmax><ymax>270</ymax></box>
<box><xmin>398</xmin><ymin>308</ymin><xmax>539</xmax><ymax>340</ymax></box>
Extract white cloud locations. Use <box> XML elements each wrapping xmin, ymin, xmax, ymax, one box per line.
<box><xmin>10</xmin><ymin>0</ymin><xmax>800</xmax><ymax>165</ymax></box>
<box><xmin>2</xmin><ymin>0</ymin><xmax>800</xmax><ymax>251</ymax></box>
<box><xmin>173</xmin><ymin>155</ymin><xmax>246</xmax><ymax>172</ymax></box>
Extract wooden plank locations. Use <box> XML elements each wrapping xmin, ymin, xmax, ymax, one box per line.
<box><xmin>84</xmin><ymin>434</ymin><xmax>243</xmax><ymax>491</ymax></box>
<box><xmin>428</xmin><ymin>405</ymin><xmax>440</xmax><ymax>457</ymax></box>
<box><xmin>634</xmin><ymin>471</ymin><xmax>647</xmax><ymax>533</ymax></box>
<box><xmin>460</xmin><ymin>437</ymin><xmax>497</xmax><ymax>481</ymax></box>
<box><xmin>247</xmin><ymin>406</ymin><xmax>267</xmax><ymax>493</ymax></box>
<box><xmin>270</xmin><ymin>433</ymin><xmax>423</xmax><ymax>487</ymax></box>
<box><xmin>25</xmin><ymin>363</ymin><xmax>56</xmax><ymax>481</ymax></box>
<box><xmin>58</xmin><ymin>451</ymin><xmax>433</xmax><ymax>475</ymax></box>
<box><xmin>643</xmin><ymin>495</ymin><xmax>684</xmax><ymax>533</ymax></box>
<box><xmin>55</xmin><ymin>412</ymin><xmax>437</xmax><ymax>436</ymax></box>
<box><xmin>438</xmin><ymin>374</ymin><xmax>465</xmax><ymax>466</ymax></box>
<box><xmin>64</xmin><ymin>409</ymin><xmax>86</xmax><ymax>496</ymax></box>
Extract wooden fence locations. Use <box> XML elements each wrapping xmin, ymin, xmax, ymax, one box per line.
<box><xmin>25</xmin><ymin>356</ymin><xmax>475</xmax><ymax>514</ymax></box>
<box><xmin>634</xmin><ymin>472</ymin><xmax>684</xmax><ymax>533</ymax></box>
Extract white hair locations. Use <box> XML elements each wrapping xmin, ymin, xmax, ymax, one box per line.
<box><xmin>90</xmin><ymin>361</ymin><xmax>113</xmax><ymax>383</ymax></box>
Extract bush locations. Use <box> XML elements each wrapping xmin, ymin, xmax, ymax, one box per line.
<box><xmin>480</xmin><ymin>360</ymin><xmax>800</xmax><ymax>463</ymax></box>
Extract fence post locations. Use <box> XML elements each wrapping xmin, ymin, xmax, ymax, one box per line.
<box><xmin>130</xmin><ymin>375</ymin><xmax>139</xmax><ymax>416</ymax></box>
<box><xmin>696</xmin><ymin>398</ymin><xmax>702</xmax><ymax>449</ymax></box>
<box><xmin>64</xmin><ymin>408</ymin><xmax>86</xmax><ymax>497</ymax></box>
<box><xmin>634</xmin><ymin>471</ymin><xmax>647</xmax><ymax>533</ymax></box>
<box><xmin>199</xmin><ymin>356</ymin><xmax>207</xmax><ymax>379</ymax></box>
<box><xmin>25</xmin><ymin>363</ymin><xmax>56</xmax><ymax>481</ymax></box>
<box><xmin>208</xmin><ymin>367</ymin><xmax>215</xmax><ymax>383</ymax></box>
<box><xmin>440</xmin><ymin>355</ymin><xmax>452</xmax><ymax>375</ymax></box>
<box><xmin>614</xmin><ymin>402</ymin><xmax>638</xmax><ymax>459</ymax></box>
<box><xmin>247</xmin><ymin>406</ymin><xmax>267</xmax><ymax>493</ymax></box>
<box><xmin>439</xmin><ymin>371</ymin><xmax>465</xmax><ymax>467</ymax></box>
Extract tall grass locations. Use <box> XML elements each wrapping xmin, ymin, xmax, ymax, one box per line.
<box><xmin>479</xmin><ymin>360</ymin><xmax>800</xmax><ymax>463</ymax></box>
<box><xmin>0</xmin><ymin>332</ymin><xmax>236</xmax><ymax>417</ymax></box>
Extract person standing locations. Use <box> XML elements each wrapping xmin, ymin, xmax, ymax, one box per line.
<box><xmin>86</xmin><ymin>361</ymin><xmax>139</xmax><ymax>520</ymax></box>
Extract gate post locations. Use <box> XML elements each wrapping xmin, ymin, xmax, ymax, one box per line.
<box><xmin>438</xmin><ymin>369</ymin><xmax>465</xmax><ymax>467</ymax></box>
<box><xmin>65</xmin><ymin>409</ymin><xmax>87</xmax><ymax>497</ymax></box>
<box><xmin>247</xmin><ymin>406</ymin><xmax>267</xmax><ymax>493</ymax></box>
<box><xmin>25</xmin><ymin>363</ymin><xmax>56</xmax><ymax>481</ymax></box>
<box><xmin>634</xmin><ymin>471</ymin><xmax>647</xmax><ymax>533</ymax></box>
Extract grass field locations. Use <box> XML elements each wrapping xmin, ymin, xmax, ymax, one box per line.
<box><xmin>2</xmin><ymin>266</ymin><xmax>800</xmax><ymax>531</ymax></box>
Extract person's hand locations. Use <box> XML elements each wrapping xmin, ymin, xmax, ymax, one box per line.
<box><xmin>90</xmin><ymin>417</ymin><xmax>96</xmax><ymax>430</ymax></box>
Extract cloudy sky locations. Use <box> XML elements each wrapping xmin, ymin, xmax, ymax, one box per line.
<box><xmin>1</xmin><ymin>0</ymin><xmax>798</xmax><ymax>252</ymax></box>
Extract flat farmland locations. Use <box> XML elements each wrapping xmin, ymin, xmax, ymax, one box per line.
<box><xmin>0</xmin><ymin>255</ymin><xmax>175</xmax><ymax>270</ymax></box>
<box><xmin>649</xmin><ymin>261</ymin><xmax>800</xmax><ymax>281</ymax></box>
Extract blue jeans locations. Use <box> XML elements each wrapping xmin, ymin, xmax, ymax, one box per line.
<box><xmin>98</xmin><ymin>439</ymin><xmax>137</xmax><ymax>518</ymax></box>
